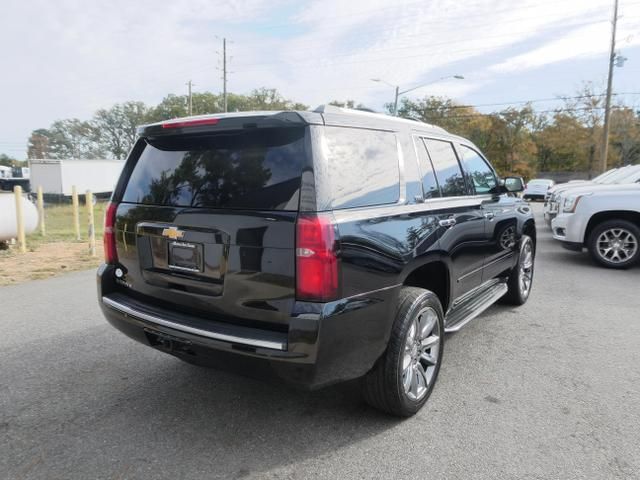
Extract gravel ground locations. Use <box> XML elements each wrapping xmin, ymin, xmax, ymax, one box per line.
<box><xmin>1</xmin><ymin>203</ymin><xmax>639</xmax><ymax>480</ymax></box>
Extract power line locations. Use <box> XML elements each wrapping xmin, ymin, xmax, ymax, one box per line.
<box><xmin>28</xmin><ymin>2</ymin><xmax>639</xmax><ymax>100</ymax></box>
<box><xmin>58</xmin><ymin>2</ymin><xmax>625</xmax><ymax>90</ymax></box>
<box><xmin>238</xmin><ymin>0</ymin><xmax>640</xmax><ymax>54</ymax></box>
<box><xmin>229</xmin><ymin>20</ymin><xmax>626</xmax><ymax>73</ymax></box>
<box><xmin>232</xmin><ymin>10</ymin><xmax>617</xmax><ymax>67</ymax></box>
<box><xmin>408</xmin><ymin>92</ymin><xmax>640</xmax><ymax>111</ymax></box>
<box><xmin>412</xmin><ymin>105</ymin><xmax>634</xmax><ymax>120</ymax></box>
<box><xmin>242</xmin><ymin>0</ymin><xmax>623</xmax><ymax>34</ymax></box>
<box><xmin>231</xmin><ymin>18</ymin><xmax>610</xmax><ymax>69</ymax></box>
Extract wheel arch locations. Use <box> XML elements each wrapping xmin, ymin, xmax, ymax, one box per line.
<box><xmin>402</xmin><ymin>260</ymin><xmax>451</xmax><ymax>312</ymax></box>
<box><xmin>584</xmin><ymin>210</ymin><xmax>640</xmax><ymax>244</ymax></box>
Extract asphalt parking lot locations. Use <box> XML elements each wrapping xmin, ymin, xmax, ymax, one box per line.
<box><xmin>2</xmin><ymin>203</ymin><xmax>640</xmax><ymax>479</ymax></box>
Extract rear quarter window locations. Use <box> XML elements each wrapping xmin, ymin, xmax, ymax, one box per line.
<box><xmin>323</xmin><ymin>127</ymin><xmax>400</xmax><ymax>209</ymax></box>
<box><xmin>121</xmin><ymin>127</ymin><xmax>306</xmax><ymax>210</ymax></box>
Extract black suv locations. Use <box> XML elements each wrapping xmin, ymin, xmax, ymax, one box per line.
<box><xmin>98</xmin><ymin>106</ymin><xmax>536</xmax><ymax>416</ymax></box>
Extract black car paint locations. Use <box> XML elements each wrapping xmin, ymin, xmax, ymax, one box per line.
<box><xmin>98</xmin><ymin>111</ymin><xmax>534</xmax><ymax>389</ymax></box>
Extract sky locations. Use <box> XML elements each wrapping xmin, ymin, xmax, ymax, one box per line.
<box><xmin>1</xmin><ymin>0</ymin><xmax>639</xmax><ymax>158</ymax></box>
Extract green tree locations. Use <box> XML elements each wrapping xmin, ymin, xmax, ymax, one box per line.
<box><xmin>490</xmin><ymin>106</ymin><xmax>538</xmax><ymax>177</ymax></box>
<box><xmin>148</xmin><ymin>94</ymin><xmax>189</xmax><ymax>121</ymax></box>
<box><xmin>609</xmin><ymin>107</ymin><xmax>640</xmax><ymax>166</ymax></box>
<box><xmin>93</xmin><ymin>101</ymin><xmax>149</xmax><ymax>159</ymax></box>
<box><xmin>27</xmin><ymin>128</ymin><xmax>52</xmax><ymax>159</ymax></box>
<box><xmin>534</xmin><ymin>113</ymin><xmax>589</xmax><ymax>172</ymax></box>
<box><xmin>561</xmin><ymin>83</ymin><xmax>605</xmax><ymax>176</ymax></box>
<box><xmin>55</xmin><ymin>119</ymin><xmax>104</xmax><ymax>158</ymax></box>
<box><xmin>0</xmin><ymin>153</ymin><xmax>17</xmax><ymax>167</ymax></box>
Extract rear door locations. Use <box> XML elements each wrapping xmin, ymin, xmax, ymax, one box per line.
<box><xmin>415</xmin><ymin>136</ymin><xmax>486</xmax><ymax>300</ymax></box>
<box><xmin>112</xmin><ymin>126</ymin><xmax>308</xmax><ymax>330</ymax></box>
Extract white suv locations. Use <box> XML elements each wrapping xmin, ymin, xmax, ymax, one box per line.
<box><xmin>551</xmin><ymin>184</ymin><xmax>640</xmax><ymax>268</ymax></box>
<box><xmin>544</xmin><ymin>165</ymin><xmax>640</xmax><ymax>226</ymax></box>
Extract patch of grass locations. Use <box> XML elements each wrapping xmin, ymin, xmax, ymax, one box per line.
<box><xmin>26</xmin><ymin>200</ymin><xmax>107</xmax><ymax>248</ymax></box>
<box><xmin>0</xmin><ymin>200</ymin><xmax>107</xmax><ymax>285</ymax></box>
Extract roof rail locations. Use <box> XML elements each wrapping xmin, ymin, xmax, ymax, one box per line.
<box><xmin>312</xmin><ymin>104</ymin><xmax>447</xmax><ymax>132</ymax></box>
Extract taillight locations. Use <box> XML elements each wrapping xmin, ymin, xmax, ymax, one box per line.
<box><xmin>104</xmin><ymin>202</ymin><xmax>118</xmax><ymax>264</ymax></box>
<box><xmin>295</xmin><ymin>214</ymin><xmax>339</xmax><ymax>302</ymax></box>
<box><xmin>161</xmin><ymin>118</ymin><xmax>219</xmax><ymax>129</ymax></box>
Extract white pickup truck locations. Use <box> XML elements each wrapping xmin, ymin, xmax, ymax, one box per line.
<box><xmin>551</xmin><ymin>184</ymin><xmax>640</xmax><ymax>268</ymax></box>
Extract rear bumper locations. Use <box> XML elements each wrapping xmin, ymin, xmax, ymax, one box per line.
<box><xmin>98</xmin><ymin>264</ymin><xmax>398</xmax><ymax>389</ymax></box>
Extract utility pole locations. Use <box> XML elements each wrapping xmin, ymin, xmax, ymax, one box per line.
<box><xmin>186</xmin><ymin>80</ymin><xmax>194</xmax><ymax>116</ymax></box>
<box><xmin>222</xmin><ymin>37</ymin><xmax>228</xmax><ymax>113</ymax></box>
<box><xmin>601</xmin><ymin>0</ymin><xmax>619</xmax><ymax>173</ymax></box>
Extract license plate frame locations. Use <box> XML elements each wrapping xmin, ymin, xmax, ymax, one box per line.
<box><xmin>168</xmin><ymin>241</ymin><xmax>203</xmax><ymax>273</ymax></box>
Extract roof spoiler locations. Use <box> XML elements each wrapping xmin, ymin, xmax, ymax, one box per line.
<box><xmin>137</xmin><ymin>111</ymin><xmax>315</xmax><ymax>137</ymax></box>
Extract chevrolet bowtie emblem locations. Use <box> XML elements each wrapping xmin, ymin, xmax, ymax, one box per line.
<box><xmin>161</xmin><ymin>227</ymin><xmax>185</xmax><ymax>240</ymax></box>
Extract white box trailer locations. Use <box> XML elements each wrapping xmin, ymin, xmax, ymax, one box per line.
<box><xmin>28</xmin><ymin>159</ymin><xmax>125</xmax><ymax>196</ymax></box>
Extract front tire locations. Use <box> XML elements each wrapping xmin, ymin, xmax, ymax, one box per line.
<box><xmin>361</xmin><ymin>287</ymin><xmax>444</xmax><ymax>417</ymax></box>
<box><xmin>501</xmin><ymin>235</ymin><xmax>534</xmax><ymax>305</ymax></box>
<box><xmin>587</xmin><ymin>220</ymin><xmax>640</xmax><ymax>269</ymax></box>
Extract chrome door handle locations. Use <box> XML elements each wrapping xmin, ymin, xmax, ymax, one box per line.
<box><xmin>484</xmin><ymin>211</ymin><xmax>495</xmax><ymax>220</ymax></box>
<box><xmin>439</xmin><ymin>218</ymin><xmax>457</xmax><ymax>228</ymax></box>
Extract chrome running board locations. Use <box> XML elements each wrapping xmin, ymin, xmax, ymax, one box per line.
<box><xmin>444</xmin><ymin>279</ymin><xmax>508</xmax><ymax>333</ymax></box>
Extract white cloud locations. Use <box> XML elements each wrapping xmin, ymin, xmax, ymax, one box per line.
<box><xmin>488</xmin><ymin>5</ymin><xmax>640</xmax><ymax>73</ymax></box>
<box><xmin>0</xmin><ymin>0</ymin><xmax>638</xmax><ymax>157</ymax></box>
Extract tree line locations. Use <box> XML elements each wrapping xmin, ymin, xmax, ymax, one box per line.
<box><xmin>393</xmin><ymin>84</ymin><xmax>640</xmax><ymax>178</ymax></box>
<box><xmin>23</xmin><ymin>83</ymin><xmax>640</xmax><ymax>178</ymax></box>
<box><xmin>26</xmin><ymin>88</ymin><xmax>307</xmax><ymax>162</ymax></box>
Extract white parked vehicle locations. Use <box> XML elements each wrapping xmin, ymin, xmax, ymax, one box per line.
<box><xmin>544</xmin><ymin>165</ymin><xmax>640</xmax><ymax>226</ymax></box>
<box><xmin>522</xmin><ymin>178</ymin><xmax>554</xmax><ymax>201</ymax></box>
<box><xmin>28</xmin><ymin>159</ymin><xmax>125</xmax><ymax>197</ymax></box>
<box><xmin>551</xmin><ymin>184</ymin><xmax>640</xmax><ymax>268</ymax></box>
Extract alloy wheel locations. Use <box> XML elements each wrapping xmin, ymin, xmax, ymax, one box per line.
<box><xmin>402</xmin><ymin>307</ymin><xmax>441</xmax><ymax>401</ymax></box>
<box><xmin>519</xmin><ymin>238</ymin><xmax>534</xmax><ymax>298</ymax></box>
<box><xmin>596</xmin><ymin>228</ymin><xmax>638</xmax><ymax>265</ymax></box>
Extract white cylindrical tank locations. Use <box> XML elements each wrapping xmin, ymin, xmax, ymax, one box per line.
<box><xmin>0</xmin><ymin>193</ymin><xmax>39</xmax><ymax>241</ymax></box>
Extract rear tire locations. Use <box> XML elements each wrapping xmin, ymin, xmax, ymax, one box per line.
<box><xmin>587</xmin><ymin>220</ymin><xmax>640</xmax><ymax>269</ymax></box>
<box><xmin>361</xmin><ymin>287</ymin><xmax>444</xmax><ymax>417</ymax></box>
<box><xmin>501</xmin><ymin>235</ymin><xmax>534</xmax><ymax>305</ymax></box>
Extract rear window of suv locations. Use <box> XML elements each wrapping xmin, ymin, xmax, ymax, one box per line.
<box><xmin>324</xmin><ymin>127</ymin><xmax>400</xmax><ymax>209</ymax></box>
<box><xmin>122</xmin><ymin>127</ymin><xmax>306</xmax><ymax>210</ymax></box>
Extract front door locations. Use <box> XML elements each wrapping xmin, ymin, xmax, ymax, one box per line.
<box><xmin>415</xmin><ymin>137</ymin><xmax>486</xmax><ymax>301</ymax></box>
<box><xmin>456</xmin><ymin>144</ymin><xmax>517</xmax><ymax>281</ymax></box>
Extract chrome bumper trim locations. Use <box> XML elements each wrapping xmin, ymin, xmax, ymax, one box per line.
<box><xmin>102</xmin><ymin>296</ymin><xmax>287</xmax><ymax>351</ymax></box>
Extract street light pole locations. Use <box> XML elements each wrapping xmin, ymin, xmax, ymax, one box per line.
<box><xmin>372</xmin><ymin>75</ymin><xmax>464</xmax><ymax>116</ymax></box>
<box><xmin>393</xmin><ymin>85</ymin><xmax>400</xmax><ymax>115</ymax></box>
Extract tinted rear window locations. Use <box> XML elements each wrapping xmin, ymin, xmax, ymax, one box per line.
<box><xmin>324</xmin><ymin>127</ymin><xmax>399</xmax><ymax>209</ymax></box>
<box><xmin>122</xmin><ymin>127</ymin><xmax>306</xmax><ymax>210</ymax></box>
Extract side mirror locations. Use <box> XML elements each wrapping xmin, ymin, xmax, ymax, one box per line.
<box><xmin>502</xmin><ymin>176</ymin><xmax>524</xmax><ymax>193</ymax></box>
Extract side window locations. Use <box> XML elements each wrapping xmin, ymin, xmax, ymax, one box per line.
<box><xmin>423</xmin><ymin>138</ymin><xmax>467</xmax><ymax>197</ymax></box>
<box><xmin>413</xmin><ymin>136</ymin><xmax>441</xmax><ymax>200</ymax></box>
<box><xmin>459</xmin><ymin>145</ymin><xmax>497</xmax><ymax>195</ymax></box>
<box><xmin>324</xmin><ymin>127</ymin><xmax>400</xmax><ymax>209</ymax></box>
